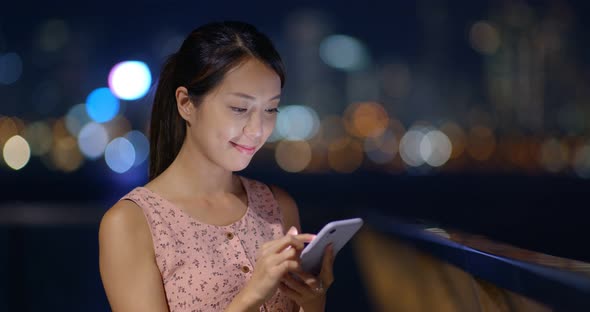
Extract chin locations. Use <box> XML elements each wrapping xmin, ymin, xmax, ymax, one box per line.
<box><xmin>223</xmin><ymin>158</ymin><xmax>253</xmax><ymax>172</ymax></box>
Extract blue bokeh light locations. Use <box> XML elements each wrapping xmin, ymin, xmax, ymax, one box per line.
<box><xmin>85</xmin><ymin>87</ymin><xmax>120</xmax><ymax>123</ymax></box>
<box><xmin>105</xmin><ymin>137</ymin><xmax>135</xmax><ymax>174</ymax></box>
<box><xmin>125</xmin><ymin>130</ymin><xmax>149</xmax><ymax>167</ymax></box>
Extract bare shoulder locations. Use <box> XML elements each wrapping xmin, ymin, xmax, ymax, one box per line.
<box><xmin>100</xmin><ymin>199</ymin><xmax>148</xmax><ymax>238</ymax></box>
<box><xmin>269</xmin><ymin>185</ymin><xmax>301</xmax><ymax>233</ymax></box>
<box><xmin>99</xmin><ymin>199</ymin><xmax>168</xmax><ymax>311</ymax></box>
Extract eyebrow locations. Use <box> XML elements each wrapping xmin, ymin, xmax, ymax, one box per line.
<box><xmin>228</xmin><ymin>92</ymin><xmax>281</xmax><ymax>101</ymax></box>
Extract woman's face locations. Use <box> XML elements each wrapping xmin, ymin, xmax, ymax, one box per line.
<box><xmin>186</xmin><ymin>58</ymin><xmax>281</xmax><ymax>171</ymax></box>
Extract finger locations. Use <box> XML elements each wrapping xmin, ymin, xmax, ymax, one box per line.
<box><xmin>279</xmin><ymin>282</ymin><xmax>303</xmax><ymax>302</ymax></box>
<box><xmin>281</xmin><ymin>273</ymin><xmax>314</xmax><ymax>295</ymax></box>
<box><xmin>319</xmin><ymin>244</ymin><xmax>335</xmax><ymax>286</ymax></box>
<box><xmin>269</xmin><ymin>234</ymin><xmax>317</xmax><ymax>253</ymax></box>
<box><xmin>290</xmin><ymin>270</ymin><xmax>318</xmax><ymax>286</ymax></box>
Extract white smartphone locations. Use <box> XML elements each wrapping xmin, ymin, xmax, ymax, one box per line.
<box><xmin>300</xmin><ymin>218</ymin><xmax>364</xmax><ymax>275</ymax></box>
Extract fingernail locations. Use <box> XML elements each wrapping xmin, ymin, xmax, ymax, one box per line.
<box><xmin>288</xmin><ymin>226</ymin><xmax>297</xmax><ymax>235</ymax></box>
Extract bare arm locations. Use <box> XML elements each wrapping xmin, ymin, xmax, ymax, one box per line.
<box><xmin>99</xmin><ymin>200</ymin><xmax>169</xmax><ymax>312</ymax></box>
<box><xmin>270</xmin><ymin>185</ymin><xmax>302</xmax><ymax>234</ymax></box>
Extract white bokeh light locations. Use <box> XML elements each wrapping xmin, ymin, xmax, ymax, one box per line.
<box><xmin>399</xmin><ymin>130</ymin><xmax>426</xmax><ymax>167</ymax></box>
<box><xmin>420</xmin><ymin>130</ymin><xmax>453</xmax><ymax>167</ymax></box>
<box><xmin>3</xmin><ymin>135</ymin><xmax>31</xmax><ymax>170</ymax></box>
<box><xmin>275</xmin><ymin>105</ymin><xmax>320</xmax><ymax>141</ymax></box>
<box><xmin>319</xmin><ymin>35</ymin><xmax>370</xmax><ymax>71</ymax></box>
<box><xmin>108</xmin><ymin>61</ymin><xmax>152</xmax><ymax>100</ymax></box>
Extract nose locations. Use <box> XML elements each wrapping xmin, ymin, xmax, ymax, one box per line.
<box><xmin>243</xmin><ymin>111</ymin><xmax>263</xmax><ymax>140</ymax></box>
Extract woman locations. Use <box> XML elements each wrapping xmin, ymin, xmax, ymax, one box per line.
<box><xmin>99</xmin><ymin>21</ymin><xmax>334</xmax><ymax>312</ymax></box>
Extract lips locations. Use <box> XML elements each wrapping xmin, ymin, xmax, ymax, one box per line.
<box><xmin>231</xmin><ymin>142</ymin><xmax>257</xmax><ymax>155</ymax></box>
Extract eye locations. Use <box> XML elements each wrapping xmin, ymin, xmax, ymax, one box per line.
<box><xmin>265</xmin><ymin>108</ymin><xmax>280</xmax><ymax>114</ymax></box>
<box><xmin>230</xmin><ymin>106</ymin><xmax>247</xmax><ymax>113</ymax></box>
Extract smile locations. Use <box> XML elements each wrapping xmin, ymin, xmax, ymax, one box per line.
<box><xmin>231</xmin><ymin>142</ymin><xmax>256</xmax><ymax>155</ymax></box>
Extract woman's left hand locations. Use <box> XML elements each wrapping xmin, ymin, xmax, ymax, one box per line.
<box><xmin>279</xmin><ymin>244</ymin><xmax>335</xmax><ymax>311</ymax></box>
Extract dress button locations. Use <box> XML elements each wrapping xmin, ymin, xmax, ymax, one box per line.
<box><xmin>241</xmin><ymin>265</ymin><xmax>250</xmax><ymax>273</ymax></box>
<box><xmin>226</xmin><ymin>232</ymin><xmax>234</xmax><ymax>240</ymax></box>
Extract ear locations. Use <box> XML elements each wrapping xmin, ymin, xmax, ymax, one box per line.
<box><xmin>176</xmin><ymin>86</ymin><xmax>194</xmax><ymax>122</ymax></box>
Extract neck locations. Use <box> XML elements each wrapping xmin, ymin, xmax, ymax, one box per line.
<box><xmin>156</xmin><ymin>140</ymin><xmax>237</xmax><ymax>197</ymax></box>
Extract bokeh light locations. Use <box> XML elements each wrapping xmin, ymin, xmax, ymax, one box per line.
<box><xmin>125</xmin><ymin>130</ymin><xmax>149</xmax><ymax>167</ymax></box>
<box><xmin>86</xmin><ymin>87</ymin><xmax>120</xmax><ymax>123</ymax></box>
<box><xmin>573</xmin><ymin>143</ymin><xmax>590</xmax><ymax>178</ymax></box>
<box><xmin>364</xmin><ymin>129</ymin><xmax>398</xmax><ymax>164</ymax></box>
<box><xmin>108</xmin><ymin>61</ymin><xmax>152</xmax><ymax>100</ymax></box>
<box><xmin>51</xmin><ymin>136</ymin><xmax>84</xmax><ymax>172</ymax></box>
<box><xmin>440</xmin><ymin>122</ymin><xmax>466</xmax><ymax>159</ymax></box>
<box><xmin>0</xmin><ymin>52</ymin><xmax>23</xmax><ymax>85</ymax></box>
<box><xmin>3</xmin><ymin>135</ymin><xmax>31</xmax><ymax>170</ymax></box>
<box><xmin>539</xmin><ymin>138</ymin><xmax>569</xmax><ymax>173</ymax></box>
<box><xmin>78</xmin><ymin>122</ymin><xmax>109</xmax><ymax>159</ymax></box>
<box><xmin>328</xmin><ymin>137</ymin><xmax>363</xmax><ymax>173</ymax></box>
<box><xmin>23</xmin><ymin>121</ymin><xmax>53</xmax><ymax>156</ymax></box>
<box><xmin>65</xmin><ymin>103</ymin><xmax>92</xmax><ymax>137</ymax></box>
<box><xmin>399</xmin><ymin>129</ymin><xmax>427</xmax><ymax>167</ymax></box>
<box><xmin>275</xmin><ymin>140</ymin><xmax>312</xmax><ymax>172</ymax></box>
<box><xmin>105</xmin><ymin>137</ymin><xmax>136</xmax><ymax>174</ymax></box>
<box><xmin>344</xmin><ymin>102</ymin><xmax>389</xmax><ymax>138</ymax></box>
<box><xmin>275</xmin><ymin>105</ymin><xmax>320</xmax><ymax>141</ymax></box>
<box><xmin>466</xmin><ymin>126</ymin><xmax>496</xmax><ymax>161</ymax></box>
<box><xmin>420</xmin><ymin>130</ymin><xmax>453</xmax><ymax>167</ymax></box>
<box><xmin>0</xmin><ymin>117</ymin><xmax>19</xmax><ymax>148</ymax></box>
<box><xmin>470</xmin><ymin>21</ymin><xmax>501</xmax><ymax>55</ymax></box>
<box><xmin>319</xmin><ymin>34</ymin><xmax>370</xmax><ymax>71</ymax></box>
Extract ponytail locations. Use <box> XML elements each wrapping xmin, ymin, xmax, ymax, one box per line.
<box><xmin>148</xmin><ymin>54</ymin><xmax>185</xmax><ymax>181</ymax></box>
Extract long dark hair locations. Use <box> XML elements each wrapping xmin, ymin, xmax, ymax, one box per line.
<box><xmin>148</xmin><ymin>21</ymin><xmax>285</xmax><ymax>181</ymax></box>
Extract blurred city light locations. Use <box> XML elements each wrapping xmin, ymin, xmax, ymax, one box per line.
<box><xmin>440</xmin><ymin>122</ymin><xmax>466</xmax><ymax>159</ymax></box>
<box><xmin>77</xmin><ymin>122</ymin><xmax>109</xmax><ymax>159</ymax></box>
<box><xmin>23</xmin><ymin>121</ymin><xmax>52</xmax><ymax>156</ymax></box>
<box><xmin>344</xmin><ymin>102</ymin><xmax>389</xmax><ymax>138</ymax></box>
<box><xmin>0</xmin><ymin>117</ymin><xmax>19</xmax><ymax>147</ymax></box>
<box><xmin>420</xmin><ymin>130</ymin><xmax>452</xmax><ymax>167</ymax></box>
<box><xmin>466</xmin><ymin>126</ymin><xmax>496</xmax><ymax>161</ymax></box>
<box><xmin>539</xmin><ymin>138</ymin><xmax>569</xmax><ymax>173</ymax></box>
<box><xmin>319</xmin><ymin>34</ymin><xmax>370</xmax><ymax>71</ymax></box>
<box><xmin>469</xmin><ymin>21</ymin><xmax>501</xmax><ymax>55</ymax></box>
<box><xmin>85</xmin><ymin>87</ymin><xmax>120</xmax><ymax>123</ymax></box>
<box><xmin>105</xmin><ymin>137</ymin><xmax>136</xmax><ymax>174</ymax></box>
<box><xmin>275</xmin><ymin>105</ymin><xmax>320</xmax><ymax>141</ymax></box>
<box><xmin>364</xmin><ymin>129</ymin><xmax>398</xmax><ymax>164</ymax></box>
<box><xmin>108</xmin><ymin>61</ymin><xmax>152</xmax><ymax>100</ymax></box>
<box><xmin>0</xmin><ymin>52</ymin><xmax>23</xmax><ymax>85</ymax></box>
<box><xmin>51</xmin><ymin>135</ymin><xmax>84</xmax><ymax>172</ymax></box>
<box><xmin>3</xmin><ymin>135</ymin><xmax>30</xmax><ymax>170</ymax></box>
<box><xmin>328</xmin><ymin>137</ymin><xmax>363</xmax><ymax>173</ymax></box>
<box><xmin>399</xmin><ymin>129</ymin><xmax>427</xmax><ymax>167</ymax></box>
<box><xmin>275</xmin><ymin>140</ymin><xmax>312</xmax><ymax>172</ymax></box>
<box><xmin>125</xmin><ymin>130</ymin><xmax>149</xmax><ymax>167</ymax></box>
<box><xmin>65</xmin><ymin>103</ymin><xmax>92</xmax><ymax>137</ymax></box>
<box><xmin>573</xmin><ymin>144</ymin><xmax>590</xmax><ymax>178</ymax></box>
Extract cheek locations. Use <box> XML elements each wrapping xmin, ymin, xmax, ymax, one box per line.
<box><xmin>262</xmin><ymin>118</ymin><xmax>277</xmax><ymax>138</ymax></box>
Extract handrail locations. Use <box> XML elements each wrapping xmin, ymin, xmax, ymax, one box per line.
<box><xmin>367</xmin><ymin>214</ymin><xmax>590</xmax><ymax>311</ymax></box>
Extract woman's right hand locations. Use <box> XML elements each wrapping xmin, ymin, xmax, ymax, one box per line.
<box><xmin>239</xmin><ymin>226</ymin><xmax>315</xmax><ymax>307</ymax></box>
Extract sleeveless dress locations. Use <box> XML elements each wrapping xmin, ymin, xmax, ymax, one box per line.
<box><xmin>120</xmin><ymin>176</ymin><xmax>295</xmax><ymax>312</ymax></box>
